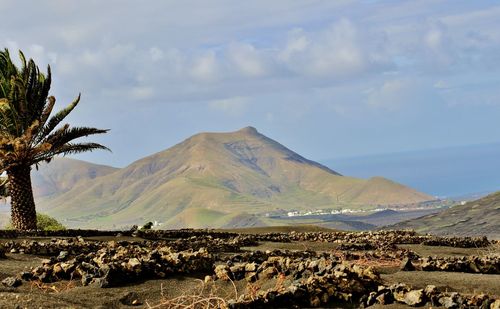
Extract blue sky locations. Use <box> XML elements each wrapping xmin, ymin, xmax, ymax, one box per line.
<box><xmin>1</xmin><ymin>0</ymin><xmax>500</xmax><ymax>167</ymax></box>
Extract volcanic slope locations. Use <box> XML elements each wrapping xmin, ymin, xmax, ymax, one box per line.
<box><xmin>31</xmin><ymin>157</ymin><xmax>119</xmax><ymax>198</ymax></box>
<box><xmin>38</xmin><ymin>127</ymin><xmax>433</xmax><ymax>228</ymax></box>
<box><xmin>389</xmin><ymin>191</ymin><xmax>500</xmax><ymax>239</ymax></box>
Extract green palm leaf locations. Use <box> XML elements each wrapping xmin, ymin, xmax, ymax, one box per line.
<box><xmin>43</xmin><ymin>126</ymin><xmax>109</xmax><ymax>151</ymax></box>
<box><xmin>40</xmin><ymin>94</ymin><xmax>80</xmax><ymax>138</ymax></box>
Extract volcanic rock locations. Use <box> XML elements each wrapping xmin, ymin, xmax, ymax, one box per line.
<box><xmin>214</xmin><ymin>264</ymin><xmax>232</xmax><ymax>281</ymax></box>
<box><xmin>490</xmin><ymin>299</ymin><xmax>500</xmax><ymax>309</ymax></box>
<box><xmin>404</xmin><ymin>289</ymin><xmax>425</xmax><ymax>306</ymax></box>
<box><xmin>2</xmin><ymin>277</ymin><xmax>21</xmax><ymax>287</ymax></box>
<box><xmin>119</xmin><ymin>291</ymin><xmax>142</xmax><ymax>306</ymax></box>
<box><xmin>92</xmin><ymin>277</ymin><xmax>110</xmax><ymax>288</ymax></box>
<box><xmin>57</xmin><ymin>250</ymin><xmax>69</xmax><ymax>261</ymax></box>
<box><xmin>400</xmin><ymin>257</ymin><xmax>415</xmax><ymax>271</ymax></box>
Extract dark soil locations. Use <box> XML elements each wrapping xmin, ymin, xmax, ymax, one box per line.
<box><xmin>398</xmin><ymin>244</ymin><xmax>495</xmax><ymax>257</ymax></box>
<box><xmin>382</xmin><ymin>271</ymin><xmax>500</xmax><ymax>297</ymax></box>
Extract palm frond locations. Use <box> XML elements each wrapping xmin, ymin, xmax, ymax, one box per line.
<box><xmin>35</xmin><ymin>142</ymin><xmax>110</xmax><ymax>162</ymax></box>
<box><xmin>38</xmin><ymin>96</ymin><xmax>55</xmax><ymax>129</ymax></box>
<box><xmin>0</xmin><ymin>98</ymin><xmax>20</xmax><ymax>136</ymax></box>
<box><xmin>36</xmin><ymin>66</ymin><xmax>51</xmax><ymax>119</ymax></box>
<box><xmin>40</xmin><ymin>94</ymin><xmax>80</xmax><ymax>137</ymax></box>
<box><xmin>18</xmin><ymin>50</ymin><xmax>27</xmax><ymax>72</ymax></box>
<box><xmin>43</xmin><ymin>126</ymin><xmax>109</xmax><ymax>148</ymax></box>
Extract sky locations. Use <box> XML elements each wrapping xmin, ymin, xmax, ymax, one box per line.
<box><xmin>1</xmin><ymin>0</ymin><xmax>500</xmax><ymax>168</ymax></box>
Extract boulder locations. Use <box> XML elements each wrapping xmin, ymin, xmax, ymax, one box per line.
<box><xmin>214</xmin><ymin>264</ymin><xmax>232</xmax><ymax>281</ymax></box>
<box><xmin>127</xmin><ymin>258</ymin><xmax>141</xmax><ymax>269</ymax></box>
<box><xmin>490</xmin><ymin>299</ymin><xmax>500</xmax><ymax>309</ymax></box>
<box><xmin>391</xmin><ymin>283</ymin><xmax>410</xmax><ymax>303</ymax></box>
<box><xmin>2</xmin><ymin>277</ymin><xmax>22</xmax><ymax>287</ymax></box>
<box><xmin>119</xmin><ymin>291</ymin><xmax>142</xmax><ymax>306</ymax></box>
<box><xmin>52</xmin><ymin>263</ymin><xmax>65</xmax><ymax>277</ymax></box>
<box><xmin>376</xmin><ymin>292</ymin><xmax>393</xmax><ymax>305</ymax></box>
<box><xmin>81</xmin><ymin>274</ymin><xmax>93</xmax><ymax>286</ymax></box>
<box><xmin>244</xmin><ymin>262</ymin><xmax>257</xmax><ymax>272</ymax></box>
<box><xmin>404</xmin><ymin>289</ymin><xmax>425</xmax><ymax>306</ymax></box>
<box><xmin>91</xmin><ymin>277</ymin><xmax>110</xmax><ymax>288</ymax></box>
<box><xmin>309</xmin><ymin>295</ymin><xmax>321</xmax><ymax>307</ymax></box>
<box><xmin>57</xmin><ymin>250</ymin><xmax>69</xmax><ymax>261</ymax></box>
<box><xmin>366</xmin><ymin>292</ymin><xmax>377</xmax><ymax>306</ymax></box>
<box><xmin>259</xmin><ymin>266</ymin><xmax>278</xmax><ymax>279</ymax></box>
<box><xmin>439</xmin><ymin>293</ymin><xmax>459</xmax><ymax>309</ymax></box>
<box><xmin>245</xmin><ymin>272</ymin><xmax>257</xmax><ymax>282</ymax></box>
<box><xmin>400</xmin><ymin>257</ymin><xmax>415</xmax><ymax>271</ymax></box>
<box><xmin>20</xmin><ymin>271</ymin><xmax>33</xmax><ymax>281</ymax></box>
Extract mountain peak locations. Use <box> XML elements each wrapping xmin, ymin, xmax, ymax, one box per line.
<box><xmin>237</xmin><ymin>126</ymin><xmax>259</xmax><ymax>135</ymax></box>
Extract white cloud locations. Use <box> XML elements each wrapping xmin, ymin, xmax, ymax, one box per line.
<box><xmin>366</xmin><ymin>79</ymin><xmax>415</xmax><ymax>110</ymax></box>
<box><xmin>79</xmin><ymin>50</ymin><xmax>103</xmax><ymax>67</ymax></box>
<box><xmin>441</xmin><ymin>5</ymin><xmax>500</xmax><ymax>29</ymax></box>
<box><xmin>190</xmin><ymin>51</ymin><xmax>219</xmax><ymax>82</ymax></box>
<box><xmin>439</xmin><ymin>81</ymin><xmax>500</xmax><ymax>107</ymax></box>
<box><xmin>227</xmin><ymin>43</ymin><xmax>268</xmax><ymax>77</ymax></box>
<box><xmin>29</xmin><ymin>44</ymin><xmax>44</xmax><ymax>55</ymax></box>
<box><xmin>209</xmin><ymin>96</ymin><xmax>248</xmax><ymax>115</ymax></box>
<box><xmin>279</xmin><ymin>19</ymin><xmax>391</xmax><ymax>78</ymax></box>
<box><xmin>265</xmin><ymin>112</ymin><xmax>274</xmax><ymax>122</ymax></box>
<box><xmin>149</xmin><ymin>47</ymin><xmax>164</xmax><ymax>62</ymax></box>
<box><xmin>422</xmin><ymin>22</ymin><xmax>455</xmax><ymax>68</ymax></box>
<box><xmin>131</xmin><ymin>86</ymin><xmax>154</xmax><ymax>100</ymax></box>
<box><xmin>59</xmin><ymin>27</ymin><xmax>95</xmax><ymax>46</ymax></box>
<box><xmin>434</xmin><ymin>80</ymin><xmax>449</xmax><ymax>89</ymax></box>
<box><xmin>280</xmin><ymin>28</ymin><xmax>309</xmax><ymax>61</ymax></box>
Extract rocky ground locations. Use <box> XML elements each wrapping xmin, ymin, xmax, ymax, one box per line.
<box><xmin>0</xmin><ymin>229</ymin><xmax>499</xmax><ymax>308</ymax></box>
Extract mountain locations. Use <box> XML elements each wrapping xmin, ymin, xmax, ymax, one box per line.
<box><xmin>0</xmin><ymin>158</ymin><xmax>118</xmax><ymax>228</ymax></box>
<box><xmin>388</xmin><ymin>191</ymin><xmax>500</xmax><ymax>239</ymax></box>
<box><xmin>37</xmin><ymin>127</ymin><xmax>433</xmax><ymax>229</ymax></box>
<box><xmin>32</xmin><ymin>157</ymin><xmax>119</xmax><ymax>198</ymax></box>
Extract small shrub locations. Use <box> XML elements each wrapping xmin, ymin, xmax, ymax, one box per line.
<box><xmin>141</xmin><ymin>222</ymin><xmax>153</xmax><ymax>230</ymax></box>
<box><xmin>36</xmin><ymin>213</ymin><xmax>66</xmax><ymax>231</ymax></box>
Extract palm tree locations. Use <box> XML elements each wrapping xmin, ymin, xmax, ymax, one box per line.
<box><xmin>0</xmin><ymin>49</ymin><xmax>109</xmax><ymax>230</ymax></box>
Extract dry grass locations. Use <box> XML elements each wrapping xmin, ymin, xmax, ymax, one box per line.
<box><xmin>144</xmin><ymin>272</ymin><xmax>288</xmax><ymax>308</ymax></box>
<box><xmin>350</xmin><ymin>257</ymin><xmax>400</xmax><ymax>268</ymax></box>
<box><xmin>29</xmin><ymin>279</ymin><xmax>77</xmax><ymax>294</ymax></box>
<box><xmin>481</xmin><ymin>242</ymin><xmax>500</xmax><ymax>258</ymax></box>
<box><xmin>146</xmin><ymin>279</ymin><xmax>235</xmax><ymax>309</ymax></box>
<box><xmin>273</xmin><ymin>273</ymin><xmax>286</xmax><ymax>293</ymax></box>
<box><xmin>244</xmin><ymin>282</ymin><xmax>260</xmax><ymax>302</ymax></box>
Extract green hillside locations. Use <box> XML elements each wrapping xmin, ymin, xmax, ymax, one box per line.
<box><xmin>32</xmin><ymin>157</ymin><xmax>118</xmax><ymax>198</ymax></box>
<box><xmin>36</xmin><ymin>127</ymin><xmax>434</xmax><ymax>229</ymax></box>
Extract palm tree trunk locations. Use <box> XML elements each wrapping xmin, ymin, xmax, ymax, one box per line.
<box><xmin>7</xmin><ymin>165</ymin><xmax>37</xmax><ymax>230</ymax></box>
